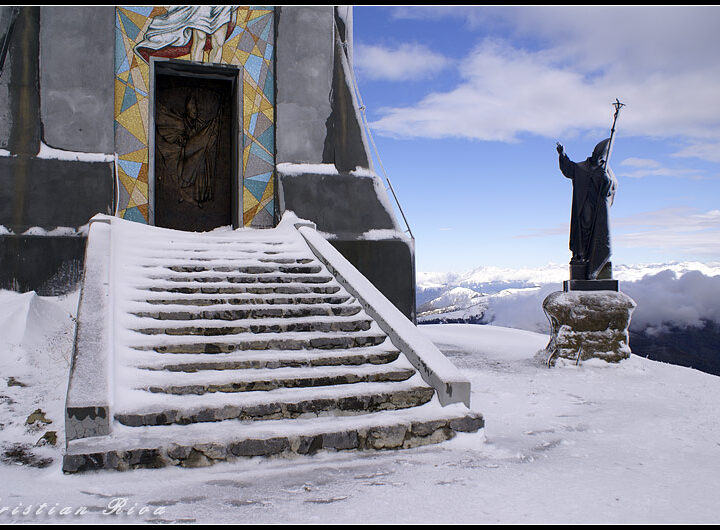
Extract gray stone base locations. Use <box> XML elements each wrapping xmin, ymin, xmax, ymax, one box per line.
<box><xmin>542</xmin><ymin>290</ymin><xmax>636</xmax><ymax>365</ymax></box>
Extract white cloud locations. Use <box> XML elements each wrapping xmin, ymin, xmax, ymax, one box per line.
<box><xmin>366</xmin><ymin>7</ymin><xmax>720</xmax><ymax>152</ymax></box>
<box><xmin>391</xmin><ymin>6</ymin><xmax>720</xmax><ymax>75</ymax></box>
<box><xmin>617</xmin><ymin>158</ymin><xmax>709</xmax><ymax>180</ymax></box>
<box><xmin>613</xmin><ymin>208</ymin><xmax>720</xmax><ymax>255</ymax></box>
<box><xmin>621</xmin><ymin>158</ymin><xmax>662</xmax><ymax>169</ymax></box>
<box><xmin>354</xmin><ymin>43</ymin><xmax>452</xmax><ymax>82</ymax></box>
<box><xmin>370</xmin><ymin>39</ymin><xmax>610</xmax><ymax>142</ymax></box>
<box><xmin>622</xmin><ymin>270</ymin><xmax>720</xmax><ymax>332</ymax></box>
<box><xmin>673</xmin><ymin>141</ymin><xmax>720</xmax><ymax>163</ymax></box>
<box><xmin>614</xmin><ymin>207</ymin><xmax>720</xmax><ymax>230</ymax></box>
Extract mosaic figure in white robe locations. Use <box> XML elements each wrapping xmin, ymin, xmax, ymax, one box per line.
<box><xmin>135</xmin><ymin>6</ymin><xmax>236</xmax><ymax>64</ymax></box>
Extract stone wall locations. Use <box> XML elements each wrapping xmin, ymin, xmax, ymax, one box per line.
<box><xmin>0</xmin><ymin>7</ymin><xmax>114</xmax><ymax>294</ymax></box>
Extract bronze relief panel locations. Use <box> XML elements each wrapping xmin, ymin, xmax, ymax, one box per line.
<box><xmin>154</xmin><ymin>71</ymin><xmax>234</xmax><ymax>232</ymax></box>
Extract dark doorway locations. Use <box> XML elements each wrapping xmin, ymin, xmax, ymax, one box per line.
<box><xmin>153</xmin><ymin>61</ymin><xmax>238</xmax><ymax>232</ymax></box>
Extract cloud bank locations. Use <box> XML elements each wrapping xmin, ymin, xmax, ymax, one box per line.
<box><xmin>360</xmin><ymin>7</ymin><xmax>720</xmax><ymax>160</ymax></box>
<box><xmin>469</xmin><ymin>269</ymin><xmax>720</xmax><ymax>336</ymax></box>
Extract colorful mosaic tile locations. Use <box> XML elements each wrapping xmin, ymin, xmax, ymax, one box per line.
<box><xmin>114</xmin><ymin>6</ymin><xmax>275</xmax><ymax>228</ymax></box>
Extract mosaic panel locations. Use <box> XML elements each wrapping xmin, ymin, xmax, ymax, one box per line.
<box><xmin>114</xmin><ymin>6</ymin><xmax>275</xmax><ymax>227</ymax></box>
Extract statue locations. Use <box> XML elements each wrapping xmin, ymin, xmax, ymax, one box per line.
<box><xmin>541</xmin><ymin>100</ymin><xmax>636</xmax><ymax>366</ymax></box>
<box><xmin>556</xmin><ymin>99</ymin><xmax>624</xmax><ymax>284</ymax></box>
<box><xmin>556</xmin><ymin>138</ymin><xmax>617</xmax><ymax>280</ymax></box>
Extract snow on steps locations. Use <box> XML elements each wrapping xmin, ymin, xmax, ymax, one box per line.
<box><xmin>63</xmin><ymin>214</ymin><xmax>482</xmax><ymax>473</ymax></box>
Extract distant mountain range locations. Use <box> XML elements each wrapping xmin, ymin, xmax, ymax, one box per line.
<box><xmin>417</xmin><ymin>261</ymin><xmax>720</xmax><ymax>377</ymax></box>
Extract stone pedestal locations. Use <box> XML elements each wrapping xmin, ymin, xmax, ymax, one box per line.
<box><xmin>563</xmin><ymin>278</ymin><xmax>619</xmax><ymax>292</ymax></box>
<box><xmin>542</xmin><ymin>290</ymin><xmax>636</xmax><ymax>365</ymax></box>
<box><xmin>564</xmin><ymin>261</ymin><xmax>618</xmax><ymax>292</ymax></box>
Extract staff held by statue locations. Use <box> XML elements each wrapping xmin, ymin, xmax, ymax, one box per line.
<box><xmin>604</xmin><ymin>98</ymin><xmax>625</xmax><ymax>172</ymax></box>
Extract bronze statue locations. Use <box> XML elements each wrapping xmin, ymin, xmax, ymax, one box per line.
<box><xmin>556</xmin><ymin>139</ymin><xmax>617</xmax><ymax>280</ymax></box>
<box><xmin>557</xmin><ymin>100</ymin><xmax>624</xmax><ymax>283</ymax></box>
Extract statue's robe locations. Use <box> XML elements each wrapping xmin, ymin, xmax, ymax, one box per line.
<box><xmin>558</xmin><ymin>152</ymin><xmax>616</xmax><ymax>279</ymax></box>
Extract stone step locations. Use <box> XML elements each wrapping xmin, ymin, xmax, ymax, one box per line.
<box><xmin>135</xmin><ymin>293</ymin><xmax>352</xmax><ymax>306</ymax></box>
<box><xmin>125</xmin><ymin>254</ymin><xmax>315</xmax><ymax>266</ymax></box>
<box><xmin>141</xmin><ymin>272</ymin><xmax>335</xmax><ymax>285</ymax></box>
<box><xmin>128</xmin><ymin>240</ymin><xmax>291</xmax><ymax>251</ymax></box>
<box><xmin>128</xmin><ymin>329</ymin><xmax>390</xmax><ymax>353</ymax></box>
<box><xmin>157</xmin><ymin>264</ymin><xmax>323</xmax><ymax>275</ymax></box>
<box><xmin>138</xmin><ymin>365</ymin><xmax>417</xmax><ymax>395</ymax></box>
<box><xmin>114</xmin><ymin>377</ymin><xmax>437</xmax><ymax>427</ymax></box>
<box><xmin>142</xmin><ymin>283</ymin><xmax>342</xmax><ymax>296</ymax></box>
<box><xmin>142</xmin><ymin>257</ymin><xmax>316</xmax><ymax>265</ymax></box>
<box><xmin>64</xmin><ymin>217</ymin><xmax>483</xmax><ymax>475</ymax></box>
<box><xmin>129</xmin><ymin>346</ymin><xmax>401</xmax><ymax>372</ymax></box>
<box><xmin>126</xmin><ymin>242</ymin><xmax>292</xmax><ymax>253</ymax></box>
<box><xmin>129</xmin><ymin>315</ymin><xmax>374</xmax><ymax>336</ymax></box>
<box><xmin>63</xmin><ymin>402</ymin><xmax>484</xmax><ymax>473</ymax></box>
<box><xmin>129</xmin><ymin>303</ymin><xmax>362</xmax><ymax>321</ymax></box>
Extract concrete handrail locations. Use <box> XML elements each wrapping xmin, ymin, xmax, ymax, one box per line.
<box><xmin>296</xmin><ymin>223</ymin><xmax>471</xmax><ymax>407</ymax></box>
<box><xmin>64</xmin><ymin>215</ymin><xmax>113</xmax><ymax>442</ymax></box>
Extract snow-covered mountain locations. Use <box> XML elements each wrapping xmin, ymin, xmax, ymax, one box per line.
<box><xmin>417</xmin><ymin>286</ymin><xmax>489</xmax><ymax>324</ymax></box>
<box><xmin>417</xmin><ymin>261</ymin><xmax>720</xmax><ymax>375</ymax></box>
<box><xmin>419</xmin><ymin>261</ymin><xmax>720</xmax><ymax>301</ymax></box>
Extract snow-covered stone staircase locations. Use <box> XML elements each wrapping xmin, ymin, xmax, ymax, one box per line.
<box><xmin>63</xmin><ymin>215</ymin><xmax>482</xmax><ymax>472</ymax></box>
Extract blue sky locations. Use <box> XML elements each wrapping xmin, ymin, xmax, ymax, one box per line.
<box><xmin>351</xmin><ymin>6</ymin><xmax>720</xmax><ymax>273</ymax></box>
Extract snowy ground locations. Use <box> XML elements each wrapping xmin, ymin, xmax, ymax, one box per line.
<box><xmin>1</xmin><ymin>290</ymin><xmax>719</xmax><ymax>524</ymax></box>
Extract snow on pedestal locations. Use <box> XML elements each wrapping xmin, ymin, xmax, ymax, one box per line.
<box><xmin>541</xmin><ymin>290</ymin><xmax>636</xmax><ymax>365</ymax></box>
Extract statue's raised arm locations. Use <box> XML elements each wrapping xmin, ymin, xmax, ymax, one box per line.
<box><xmin>556</xmin><ymin>141</ymin><xmax>578</xmax><ymax>181</ymax></box>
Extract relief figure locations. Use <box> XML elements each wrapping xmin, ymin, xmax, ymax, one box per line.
<box><xmin>156</xmin><ymin>92</ymin><xmax>221</xmax><ymax>208</ymax></box>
